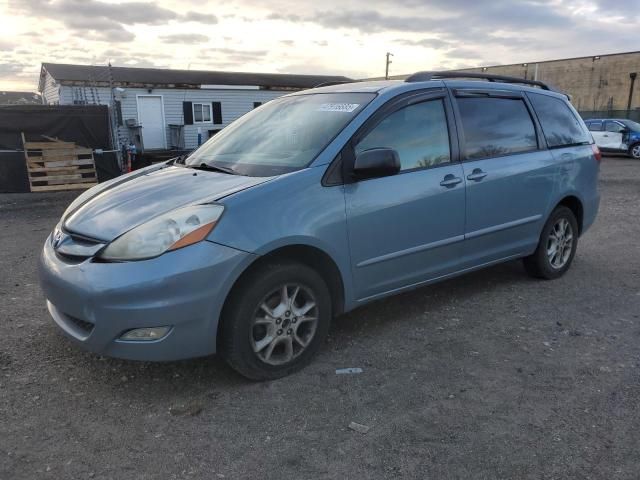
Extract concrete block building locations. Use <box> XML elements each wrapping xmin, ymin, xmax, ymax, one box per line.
<box><xmin>389</xmin><ymin>50</ymin><xmax>640</xmax><ymax>115</ymax></box>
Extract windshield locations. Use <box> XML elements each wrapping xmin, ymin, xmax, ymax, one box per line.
<box><xmin>185</xmin><ymin>92</ymin><xmax>375</xmax><ymax>176</ymax></box>
<box><xmin>622</xmin><ymin>119</ymin><xmax>640</xmax><ymax>131</ymax></box>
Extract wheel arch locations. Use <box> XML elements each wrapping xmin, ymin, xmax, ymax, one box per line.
<box><xmin>217</xmin><ymin>243</ymin><xmax>346</xmax><ymax>348</ymax></box>
<box><xmin>555</xmin><ymin>195</ymin><xmax>584</xmax><ymax>234</ymax></box>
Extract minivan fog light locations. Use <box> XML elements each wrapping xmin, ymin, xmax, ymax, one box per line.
<box><xmin>119</xmin><ymin>327</ymin><xmax>171</xmax><ymax>341</ymax></box>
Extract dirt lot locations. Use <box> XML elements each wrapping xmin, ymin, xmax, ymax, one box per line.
<box><xmin>1</xmin><ymin>157</ymin><xmax>639</xmax><ymax>479</ymax></box>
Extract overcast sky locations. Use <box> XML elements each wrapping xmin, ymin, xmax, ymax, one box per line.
<box><xmin>1</xmin><ymin>0</ymin><xmax>638</xmax><ymax>90</ymax></box>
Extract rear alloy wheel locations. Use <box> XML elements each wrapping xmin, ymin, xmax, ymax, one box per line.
<box><xmin>220</xmin><ymin>261</ymin><xmax>331</xmax><ymax>380</ymax></box>
<box><xmin>523</xmin><ymin>206</ymin><xmax>579</xmax><ymax>279</ymax></box>
<box><xmin>629</xmin><ymin>143</ymin><xmax>640</xmax><ymax>159</ymax></box>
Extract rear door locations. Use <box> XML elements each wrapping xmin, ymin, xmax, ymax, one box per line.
<box><xmin>451</xmin><ymin>89</ymin><xmax>555</xmax><ymax>266</ymax></box>
<box><xmin>343</xmin><ymin>90</ymin><xmax>466</xmax><ymax>300</ymax></box>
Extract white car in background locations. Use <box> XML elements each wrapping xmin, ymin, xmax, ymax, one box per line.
<box><xmin>584</xmin><ymin>118</ymin><xmax>640</xmax><ymax>159</ymax></box>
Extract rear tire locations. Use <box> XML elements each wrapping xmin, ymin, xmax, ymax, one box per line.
<box><xmin>523</xmin><ymin>206</ymin><xmax>578</xmax><ymax>280</ymax></box>
<box><xmin>629</xmin><ymin>143</ymin><xmax>640</xmax><ymax>159</ymax></box>
<box><xmin>220</xmin><ymin>260</ymin><xmax>332</xmax><ymax>380</ymax></box>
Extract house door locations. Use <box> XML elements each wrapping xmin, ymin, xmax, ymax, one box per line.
<box><xmin>137</xmin><ymin>96</ymin><xmax>165</xmax><ymax>149</ymax></box>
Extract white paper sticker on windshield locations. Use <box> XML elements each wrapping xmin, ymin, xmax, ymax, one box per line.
<box><xmin>317</xmin><ymin>103</ymin><xmax>360</xmax><ymax>113</ymax></box>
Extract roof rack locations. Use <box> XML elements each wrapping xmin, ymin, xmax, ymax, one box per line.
<box><xmin>404</xmin><ymin>71</ymin><xmax>555</xmax><ymax>91</ymax></box>
<box><xmin>313</xmin><ymin>80</ymin><xmax>356</xmax><ymax>88</ymax></box>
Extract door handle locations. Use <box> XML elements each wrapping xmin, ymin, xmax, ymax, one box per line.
<box><xmin>439</xmin><ymin>174</ymin><xmax>462</xmax><ymax>188</ymax></box>
<box><xmin>466</xmin><ymin>169</ymin><xmax>487</xmax><ymax>181</ymax></box>
<box><xmin>603</xmin><ymin>134</ymin><xmax>609</xmax><ymax>137</ymax></box>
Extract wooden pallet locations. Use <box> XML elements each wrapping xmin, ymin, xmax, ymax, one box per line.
<box><xmin>22</xmin><ymin>134</ymin><xmax>98</xmax><ymax>192</ymax></box>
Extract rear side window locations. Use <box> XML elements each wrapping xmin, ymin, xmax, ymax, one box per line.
<box><xmin>587</xmin><ymin>121</ymin><xmax>602</xmax><ymax>131</ymax></box>
<box><xmin>456</xmin><ymin>97</ymin><xmax>537</xmax><ymax>160</ymax></box>
<box><xmin>528</xmin><ymin>93</ymin><xmax>590</xmax><ymax>147</ymax></box>
<box><xmin>356</xmin><ymin>99</ymin><xmax>451</xmax><ymax>171</ymax></box>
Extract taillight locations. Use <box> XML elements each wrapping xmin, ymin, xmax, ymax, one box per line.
<box><xmin>591</xmin><ymin>144</ymin><xmax>602</xmax><ymax>162</ymax></box>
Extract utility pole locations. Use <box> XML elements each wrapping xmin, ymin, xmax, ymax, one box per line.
<box><xmin>385</xmin><ymin>52</ymin><xmax>394</xmax><ymax>80</ymax></box>
<box><xmin>628</xmin><ymin>72</ymin><xmax>637</xmax><ymax>111</ymax></box>
<box><xmin>107</xmin><ymin>61</ymin><xmax>121</xmax><ymax>171</ymax></box>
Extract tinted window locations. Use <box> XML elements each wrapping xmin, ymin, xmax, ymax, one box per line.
<box><xmin>528</xmin><ymin>93</ymin><xmax>591</xmax><ymax>147</ymax></box>
<box><xmin>587</xmin><ymin>121</ymin><xmax>602</xmax><ymax>131</ymax></box>
<box><xmin>356</xmin><ymin>99</ymin><xmax>451</xmax><ymax>171</ymax></box>
<box><xmin>605</xmin><ymin>121</ymin><xmax>625</xmax><ymax>133</ymax></box>
<box><xmin>456</xmin><ymin>97</ymin><xmax>537</xmax><ymax>159</ymax></box>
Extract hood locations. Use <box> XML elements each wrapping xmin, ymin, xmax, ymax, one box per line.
<box><xmin>64</xmin><ymin>165</ymin><xmax>271</xmax><ymax>241</ymax></box>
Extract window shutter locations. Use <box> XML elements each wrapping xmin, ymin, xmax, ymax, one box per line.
<box><xmin>183</xmin><ymin>101</ymin><xmax>193</xmax><ymax>125</ymax></box>
<box><xmin>212</xmin><ymin>102</ymin><xmax>222</xmax><ymax>124</ymax></box>
<box><xmin>114</xmin><ymin>100</ymin><xmax>123</xmax><ymax>126</ymax></box>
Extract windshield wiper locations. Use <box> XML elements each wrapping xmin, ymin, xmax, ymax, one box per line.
<box><xmin>188</xmin><ymin>163</ymin><xmax>237</xmax><ymax>175</ymax></box>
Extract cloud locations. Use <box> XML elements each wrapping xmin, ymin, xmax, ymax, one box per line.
<box><xmin>183</xmin><ymin>11</ymin><xmax>218</xmax><ymax>24</ymax></box>
<box><xmin>159</xmin><ymin>34</ymin><xmax>210</xmax><ymax>44</ymax></box>
<box><xmin>592</xmin><ymin>0</ymin><xmax>640</xmax><ymax>16</ymax></box>
<box><xmin>278</xmin><ymin>62</ymin><xmax>365</xmax><ymax>80</ymax></box>
<box><xmin>280</xmin><ymin>40</ymin><xmax>294</xmax><ymax>46</ymax></box>
<box><xmin>394</xmin><ymin>38</ymin><xmax>452</xmax><ymax>50</ymax></box>
<box><xmin>11</xmin><ymin>0</ymin><xmax>178</xmax><ymax>25</ymax></box>
<box><xmin>199</xmin><ymin>48</ymin><xmax>269</xmax><ymax>65</ymax></box>
<box><xmin>445</xmin><ymin>48</ymin><xmax>481</xmax><ymax>59</ymax></box>
<box><xmin>0</xmin><ymin>40</ymin><xmax>17</xmax><ymax>51</ymax></box>
<box><xmin>9</xmin><ymin>0</ymin><xmax>217</xmax><ymax>45</ymax></box>
<box><xmin>0</xmin><ymin>63</ymin><xmax>25</xmax><ymax>78</ymax></box>
<box><xmin>65</xmin><ymin>17</ymin><xmax>135</xmax><ymax>42</ymax></box>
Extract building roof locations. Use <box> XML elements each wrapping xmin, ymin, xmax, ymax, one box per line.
<box><xmin>40</xmin><ymin>63</ymin><xmax>352</xmax><ymax>91</ymax></box>
<box><xmin>0</xmin><ymin>91</ymin><xmax>42</xmax><ymax>105</ymax></box>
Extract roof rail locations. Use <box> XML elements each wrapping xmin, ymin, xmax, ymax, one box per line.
<box><xmin>313</xmin><ymin>80</ymin><xmax>355</xmax><ymax>88</ymax></box>
<box><xmin>404</xmin><ymin>71</ymin><xmax>555</xmax><ymax>91</ymax></box>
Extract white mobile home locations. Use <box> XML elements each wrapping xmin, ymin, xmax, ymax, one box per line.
<box><xmin>38</xmin><ymin>63</ymin><xmax>351</xmax><ymax>152</ymax></box>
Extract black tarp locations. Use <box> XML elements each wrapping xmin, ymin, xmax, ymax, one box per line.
<box><xmin>0</xmin><ymin>105</ymin><xmax>119</xmax><ymax>192</ymax></box>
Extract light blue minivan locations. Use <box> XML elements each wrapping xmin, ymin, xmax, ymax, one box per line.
<box><xmin>39</xmin><ymin>72</ymin><xmax>601</xmax><ymax>379</ymax></box>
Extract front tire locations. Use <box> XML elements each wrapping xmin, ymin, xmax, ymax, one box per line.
<box><xmin>629</xmin><ymin>143</ymin><xmax>640</xmax><ymax>159</ymax></box>
<box><xmin>523</xmin><ymin>206</ymin><xmax>578</xmax><ymax>280</ymax></box>
<box><xmin>220</xmin><ymin>260</ymin><xmax>332</xmax><ymax>380</ymax></box>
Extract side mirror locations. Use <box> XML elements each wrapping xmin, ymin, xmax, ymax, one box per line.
<box><xmin>352</xmin><ymin>148</ymin><xmax>401</xmax><ymax>180</ymax></box>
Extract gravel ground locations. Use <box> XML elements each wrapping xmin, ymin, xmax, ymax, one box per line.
<box><xmin>1</xmin><ymin>157</ymin><xmax>639</xmax><ymax>479</ymax></box>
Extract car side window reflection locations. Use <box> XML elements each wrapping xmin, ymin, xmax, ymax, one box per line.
<box><xmin>605</xmin><ymin>122</ymin><xmax>625</xmax><ymax>133</ymax></box>
<box><xmin>355</xmin><ymin>99</ymin><xmax>451</xmax><ymax>171</ymax></box>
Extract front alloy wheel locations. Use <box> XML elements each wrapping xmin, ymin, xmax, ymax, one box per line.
<box><xmin>251</xmin><ymin>285</ymin><xmax>319</xmax><ymax>366</ymax></box>
<box><xmin>220</xmin><ymin>260</ymin><xmax>332</xmax><ymax>380</ymax></box>
<box><xmin>630</xmin><ymin>143</ymin><xmax>640</xmax><ymax>159</ymax></box>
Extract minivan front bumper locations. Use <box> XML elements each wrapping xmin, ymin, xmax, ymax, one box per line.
<box><xmin>38</xmin><ymin>234</ymin><xmax>255</xmax><ymax>361</ymax></box>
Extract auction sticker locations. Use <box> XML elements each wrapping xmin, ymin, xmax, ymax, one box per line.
<box><xmin>317</xmin><ymin>103</ymin><xmax>360</xmax><ymax>113</ymax></box>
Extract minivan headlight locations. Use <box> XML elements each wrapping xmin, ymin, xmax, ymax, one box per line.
<box><xmin>99</xmin><ymin>204</ymin><xmax>224</xmax><ymax>261</ymax></box>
